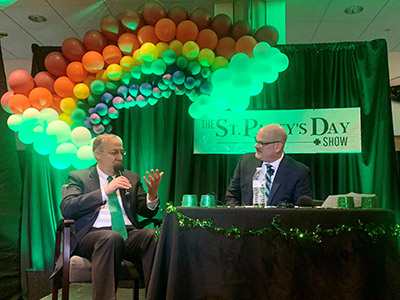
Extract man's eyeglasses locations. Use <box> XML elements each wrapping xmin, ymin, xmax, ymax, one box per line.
<box><xmin>108</xmin><ymin>150</ymin><xmax>127</xmax><ymax>156</ymax></box>
<box><xmin>254</xmin><ymin>138</ymin><xmax>282</xmax><ymax>146</ymax></box>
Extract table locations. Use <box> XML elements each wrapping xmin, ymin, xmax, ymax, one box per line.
<box><xmin>147</xmin><ymin>207</ymin><xmax>400</xmax><ymax>300</ymax></box>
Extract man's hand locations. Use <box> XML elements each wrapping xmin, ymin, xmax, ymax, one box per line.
<box><xmin>104</xmin><ymin>176</ymin><xmax>132</xmax><ymax>195</ymax></box>
<box><xmin>144</xmin><ymin>169</ymin><xmax>164</xmax><ymax>201</ymax></box>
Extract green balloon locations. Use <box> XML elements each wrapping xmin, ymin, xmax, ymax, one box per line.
<box><xmin>87</xmin><ymin>94</ymin><xmax>100</xmax><ymax>106</ymax></box>
<box><xmin>176</xmin><ymin>56</ymin><xmax>188</xmax><ymax>70</ymax></box>
<box><xmin>131</xmin><ymin>66</ymin><xmax>142</xmax><ymax>80</ymax></box>
<box><xmin>106</xmin><ymin>81</ymin><xmax>119</xmax><ymax>95</ymax></box>
<box><xmin>151</xmin><ymin>59</ymin><xmax>167</xmax><ymax>76</ymax></box>
<box><xmin>141</xmin><ymin>62</ymin><xmax>152</xmax><ymax>75</ymax></box>
<box><xmin>161</xmin><ymin>49</ymin><xmax>176</xmax><ymax>65</ymax></box>
<box><xmin>187</xmin><ymin>61</ymin><xmax>201</xmax><ymax>75</ymax></box>
<box><xmin>121</xmin><ymin>72</ymin><xmax>132</xmax><ymax>85</ymax></box>
<box><xmin>90</xmin><ymin>80</ymin><xmax>106</xmax><ymax>95</ymax></box>
<box><xmin>71</xmin><ymin>108</ymin><xmax>87</xmax><ymax>123</ymax></box>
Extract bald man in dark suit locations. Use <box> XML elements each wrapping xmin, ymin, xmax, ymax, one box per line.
<box><xmin>225</xmin><ymin>124</ymin><xmax>311</xmax><ymax>207</ymax></box>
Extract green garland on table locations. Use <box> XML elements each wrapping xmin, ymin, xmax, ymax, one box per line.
<box><xmin>154</xmin><ymin>203</ymin><xmax>400</xmax><ymax>244</ymax></box>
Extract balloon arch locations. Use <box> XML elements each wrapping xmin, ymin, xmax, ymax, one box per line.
<box><xmin>1</xmin><ymin>1</ymin><xmax>289</xmax><ymax>169</ymax></box>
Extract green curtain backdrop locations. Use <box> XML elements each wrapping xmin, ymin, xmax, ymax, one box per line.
<box><xmin>0</xmin><ymin>42</ymin><xmax>23</xmax><ymax>299</ymax></box>
<box><xmin>13</xmin><ymin>39</ymin><xmax>398</xmax><ymax>288</ymax></box>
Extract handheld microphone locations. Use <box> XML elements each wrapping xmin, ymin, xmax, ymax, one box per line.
<box><xmin>113</xmin><ymin>162</ymin><xmax>130</xmax><ymax>196</ymax></box>
<box><xmin>296</xmin><ymin>195</ymin><xmax>314</xmax><ymax>207</ymax></box>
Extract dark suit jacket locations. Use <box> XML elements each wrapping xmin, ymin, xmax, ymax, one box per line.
<box><xmin>225</xmin><ymin>153</ymin><xmax>311</xmax><ymax>206</ymax></box>
<box><xmin>60</xmin><ymin>165</ymin><xmax>159</xmax><ymax>253</ymax></box>
<box><xmin>51</xmin><ymin>165</ymin><xmax>158</xmax><ymax>278</ymax></box>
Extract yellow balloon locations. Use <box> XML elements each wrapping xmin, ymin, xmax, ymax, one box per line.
<box><xmin>106</xmin><ymin>64</ymin><xmax>123</xmax><ymax>81</ymax></box>
<box><xmin>182</xmin><ymin>41</ymin><xmax>200</xmax><ymax>60</ymax></box>
<box><xmin>133</xmin><ymin>49</ymin><xmax>143</xmax><ymax>65</ymax></box>
<box><xmin>140</xmin><ymin>43</ymin><xmax>158</xmax><ymax>62</ymax></box>
<box><xmin>211</xmin><ymin>56</ymin><xmax>229</xmax><ymax>71</ymax></box>
<box><xmin>96</xmin><ymin>70</ymin><xmax>109</xmax><ymax>83</ymax></box>
<box><xmin>198</xmin><ymin>48</ymin><xmax>215</xmax><ymax>67</ymax></box>
<box><xmin>169</xmin><ymin>39</ymin><xmax>183</xmax><ymax>56</ymax></box>
<box><xmin>59</xmin><ymin>113</ymin><xmax>74</xmax><ymax>126</ymax></box>
<box><xmin>60</xmin><ymin>97</ymin><xmax>77</xmax><ymax>114</ymax></box>
<box><xmin>156</xmin><ymin>42</ymin><xmax>169</xmax><ymax>57</ymax></box>
<box><xmin>73</xmin><ymin>83</ymin><xmax>90</xmax><ymax>99</ymax></box>
<box><xmin>120</xmin><ymin>56</ymin><xmax>134</xmax><ymax>72</ymax></box>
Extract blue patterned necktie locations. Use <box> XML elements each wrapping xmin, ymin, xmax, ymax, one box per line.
<box><xmin>265</xmin><ymin>164</ymin><xmax>274</xmax><ymax>204</ymax></box>
<box><xmin>107</xmin><ymin>176</ymin><xmax>128</xmax><ymax>240</ymax></box>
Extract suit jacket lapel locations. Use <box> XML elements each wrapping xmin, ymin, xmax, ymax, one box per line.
<box><xmin>88</xmin><ymin>165</ymin><xmax>101</xmax><ymax>193</ymax></box>
<box><xmin>268</xmin><ymin>155</ymin><xmax>289</xmax><ymax>203</ymax></box>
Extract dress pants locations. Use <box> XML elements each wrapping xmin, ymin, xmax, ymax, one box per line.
<box><xmin>75</xmin><ymin>226</ymin><xmax>157</xmax><ymax>300</ymax></box>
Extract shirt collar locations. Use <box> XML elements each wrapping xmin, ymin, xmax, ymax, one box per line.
<box><xmin>97</xmin><ymin>165</ymin><xmax>112</xmax><ymax>182</ymax></box>
<box><xmin>263</xmin><ymin>153</ymin><xmax>284</xmax><ymax>171</ymax></box>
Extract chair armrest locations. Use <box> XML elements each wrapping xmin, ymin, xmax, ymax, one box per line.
<box><xmin>139</xmin><ymin>218</ymin><xmax>162</xmax><ymax>228</ymax></box>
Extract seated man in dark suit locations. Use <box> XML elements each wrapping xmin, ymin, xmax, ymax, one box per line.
<box><xmin>59</xmin><ymin>133</ymin><xmax>163</xmax><ymax>300</ymax></box>
<box><xmin>225</xmin><ymin>124</ymin><xmax>311</xmax><ymax>206</ymax></box>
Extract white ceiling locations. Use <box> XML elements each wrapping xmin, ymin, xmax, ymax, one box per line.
<box><xmin>0</xmin><ymin>0</ymin><xmax>399</xmax><ymax>61</ymax></box>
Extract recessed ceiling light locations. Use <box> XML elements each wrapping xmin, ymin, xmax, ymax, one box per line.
<box><xmin>344</xmin><ymin>5</ymin><xmax>364</xmax><ymax>15</ymax></box>
<box><xmin>28</xmin><ymin>14</ymin><xmax>47</xmax><ymax>23</ymax></box>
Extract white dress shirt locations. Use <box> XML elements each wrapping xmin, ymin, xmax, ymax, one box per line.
<box><xmin>93</xmin><ymin>166</ymin><xmax>158</xmax><ymax>228</ymax></box>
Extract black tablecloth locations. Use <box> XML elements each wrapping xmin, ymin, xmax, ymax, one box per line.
<box><xmin>148</xmin><ymin>208</ymin><xmax>400</xmax><ymax>300</ymax></box>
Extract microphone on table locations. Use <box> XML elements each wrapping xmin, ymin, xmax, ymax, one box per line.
<box><xmin>276</xmin><ymin>200</ymin><xmax>294</xmax><ymax>208</ymax></box>
<box><xmin>113</xmin><ymin>162</ymin><xmax>130</xmax><ymax>196</ymax></box>
<box><xmin>296</xmin><ymin>195</ymin><xmax>314</xmax><ymax>207</ymax></box>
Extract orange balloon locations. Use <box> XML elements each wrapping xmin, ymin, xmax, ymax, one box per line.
<box><xmin>155</xmin><ymin>18</ymin><xmax>176</xmax><ymax>42</ymax></box>
<box><xmin>28</xmin><ymin>87</ymin><xmax>53</xmax><ymax>109</ymax></box>
<box><xmin>211</xmin><ymin>14</ymin><xmax>232</xmax><ymax>38</ymax></box>
<box><xmin>168</xmin><ymin>5</ymin><xmax>188</xmax><ymax>25</ymax></box>
<box><xmin>216</xmin><ymin>37</ymin><xmax>236</xmax><ymax>59</ymax></box>
<box><xmin>117</xmin><ymin>33</ymin><xmax>140</xmax><ymax>55</ymax></box>
<box><xmin>54</xmin><ymin>76</ymin><xmax>75</xmax><ymax>98</ymax></box>
<box><xmin>82</xmin><ymin>51</ymin><xmax>105</xmax><ymax>73</ymax></box>
<box><xmin>137</xmin><ymin>25</ymin><xmax>159</xmax><ymax>45</ymax></box>
<box><xmin>176</xmin><ymin>20</ymin><xmax>198</xmax><ymax>44</ymax></box>
<box><xmin>231</xmin><ymin>20</ymin><xmax>251</xmax><ymax>40</ymax></box>
<box><xmin>102</xmin><ymin>45</ymin><xmax>123</xmax><ymax>65</ymax></box>
<box><xmin>66</xmin><ymin>62</ymin><xmax>88</xmax><ymax>82</ymax></box>
<box><xmin>235</xmin><ymin>35</ymin><xmax>257</xmax><ymax>57</ymax></box>
<box><xmin>189</xmin><ymin>7</ymin><xmax>211</xmax><ymax>30</ymax></box>
<box><xmin>196</xmin><ymin>29</ymin><xmax>218</xmax><ymax>50</ymax></box>
<box><xmin>50</xmin><ymin>94</ymin><xmax>63</xmax><ymax>114</ymax></box>
<box><xmin>8</xmin><ymin>94</ymin><xmax>31</xmax><ymax>114</ymax></box>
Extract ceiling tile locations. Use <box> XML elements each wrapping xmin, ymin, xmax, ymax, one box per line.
<box><xmin>323</xmin><ymin>0</ymin><xmax>388</xmax><ymax>22</ymax></box>
<box><xmin>286</xmin><ymin>21</ymin><xmax>320</xmax><ymax>44</ymax></box>
<box><xmin>286</xmin><ymin>0</ymin><xmax>329</xmax><ymax>22</ymax></box>
<box><xmin>312</xmin><ymin>21</ymin><xmax>371</xmax><ymax>43</ymax></box>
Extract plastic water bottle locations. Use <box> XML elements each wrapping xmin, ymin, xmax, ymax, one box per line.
<box><xmin>252</xmin><ymin>167</ymin><xmax>266</xmax><ymax>207</ymax></box>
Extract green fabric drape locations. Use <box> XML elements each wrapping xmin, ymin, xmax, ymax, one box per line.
<box><xmin>0</xmin><ymin>42</ymin><xmax>23</xmax><ymax>299</ymax></box>
<box><xmin>18</xmin><ymin>39</ymin><xmax>399</xmax><ymax>279</ymax></box>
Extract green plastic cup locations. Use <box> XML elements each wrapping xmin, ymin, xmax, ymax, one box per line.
<box><xmin>337</xmin><ymin>196</ymin><xmax>355</xmax><ymax>208</ymax></box>
<box><xmin>181</xmin><ymin>194</ymin><xmax>198</xmax><ymax>207</ymax></box>
<box><xmin>200</xmin><ymin>194</ymin><xmax>216</xmax><ymax>207</ymax></box>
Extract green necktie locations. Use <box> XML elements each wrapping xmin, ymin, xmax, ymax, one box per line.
<box><xmin>107</xmin><ymin>176</ymin><xmax>128</xmax><ymax>240</ymax></box>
